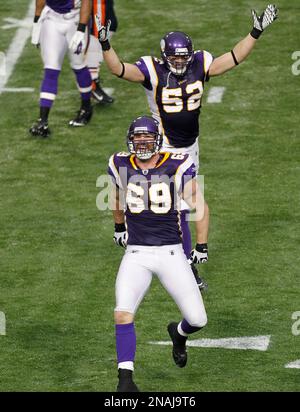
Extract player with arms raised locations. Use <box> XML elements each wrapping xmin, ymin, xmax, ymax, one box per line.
<box><xmin>108</xmin><ymin>115</ymin><xmax>209</xmax><ymax>392</ymax></box>
<box><xmin>97</xmin><ymin>4</ymin><xmax>279</xmax><ymax>288</ymax></box>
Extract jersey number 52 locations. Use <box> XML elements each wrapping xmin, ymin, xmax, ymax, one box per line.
<box><xmin>162</xmin><ymin>80</ymin><xmax>203</xmax><ymax>113</ymax></box>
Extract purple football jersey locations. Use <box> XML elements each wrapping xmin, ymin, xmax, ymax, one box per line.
<box><xmin>46</xmin><ymin>0</ymin><xmax>80</xmax><ymax>14</ymax></box>
<box><xmin>135</xmin><ymin>51</ymin><xmax>213</xmax><ymax>148</ymax></box>
<box><xmin>108</xmin><ymin>152</ymin><xmax>196</xmax><ymax>246</ymax></box>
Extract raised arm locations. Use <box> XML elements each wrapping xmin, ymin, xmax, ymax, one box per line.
<box><xmin>209</xmin><ymin>4</ymin><xmax>278</xmax><ymax>77</ymax></box>
<box><xmin>94</xmin><ymin>17</ymin><xmax>145</xmax><ymax>83</ymax></box>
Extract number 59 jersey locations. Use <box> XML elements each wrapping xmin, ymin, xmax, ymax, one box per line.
<box><xmin>135</xmin><ymin>50</ymin><xmax>213</xmax><ymax>148</ymax></box>
<box><xmin>108</xmin><ymin>152</ymin><xmax>196</xmax><ymax>246</ymax></box>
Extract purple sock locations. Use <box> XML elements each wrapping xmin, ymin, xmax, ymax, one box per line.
<box><xmin>181</xmin><ymin>210</ymin><xmax>192</xmax><ymax>258</ymax></box>
<box><xmin>40</xmin><ymin>68</ymin><xmax>60</xmax><ymax>108</ymax></box>
<box><xmin>115</xmin><ymin>323</ymin><xmax>136</xmax><ymax>363</ymax></box>
<box><xmin>73</xmin><ymin>67</ymin><xmax>92</xmax><ymax>101</ymax></box>
<box><xmin>181</xmin><ymin>318</ymin><xmax>202</xmax><ymax>334</ymax></box>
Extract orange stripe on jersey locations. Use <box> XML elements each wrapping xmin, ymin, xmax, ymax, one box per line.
<box><xmin>92</xmin><ymin>0</ymin><xmax>106</xmax><ymax>37</ymax></box>
<box><xmin>101</xmin><ymin>0</ymin><xmax>106</xmax><ymax>25</ymax></box>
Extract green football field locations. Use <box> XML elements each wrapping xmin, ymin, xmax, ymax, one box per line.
<box><xmin>0</xmin><ymin>0</ymin><xmax>299</xmax><ymax>392</ymax></box>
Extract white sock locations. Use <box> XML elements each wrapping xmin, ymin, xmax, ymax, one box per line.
<box><xmin>118</xmin><ymin>361</ymin><xmax>134</xmax><ymax>371</ymax></box>
<box><xmin>177</xmin><ymin>321</ymin><xmax>188</xmax><ymax>337</ymax></box>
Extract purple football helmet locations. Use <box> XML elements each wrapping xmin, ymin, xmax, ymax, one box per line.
<box><xmin>127</xmin><ymin>116</ymin><xmax>162</xmax><ymax>160</ymax></box>
<box><xmin>160</xmin><ymin>31</ymin><xmax>194</xmax><ymax>76</ymax></box>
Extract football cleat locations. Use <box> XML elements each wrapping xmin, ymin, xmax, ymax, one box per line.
<box><xmin>190</xmin><ymin>263</ymin><xmax>208</xmax><ymax>291</ymax></box>
<box><xmin>167</xmin><ymin>322</ymin><xmax>187</xmax><ymax>368</ymax></box>
<box><xmin>116</xmin><ymin>369</ymin><xmax>139</xmax><ymax>392</ymax></box>
<box><xmin>69</xmin><ymin>107</ymin><xmax>93</xmax><ymax>127</ymax></box>
<box><xmin>92</xmin><ymin>80</ymin><xmax>114</xmax><ymax>104</ymax></box>
<box><xmin>29</xmin><ymin>119</ymin><xmax>51</xmax><ymax>138</ymax></box>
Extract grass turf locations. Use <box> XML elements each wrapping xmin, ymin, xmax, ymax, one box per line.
<box><xmin>0</xmin><ymin>0</ymin><xmax>299</xmax><ymax>391</ymax></box>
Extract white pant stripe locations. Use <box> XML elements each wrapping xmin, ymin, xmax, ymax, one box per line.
<box><xmin>77</xmin><ymin>85</ymin><xmax>92</xmax><ymax>93</ymax></box>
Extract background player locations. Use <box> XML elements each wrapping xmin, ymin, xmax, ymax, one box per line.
<box><xmin>86</xmin><ymin>0</ymin><xmax>117</xmax><ymax>104</ymax></box>
<box><xmin>96</xmin><ymin>4</ymin><xmax>278</xmax><ymax>287</ymax></box>
<box><xmin>108</xmin><ymin>115</ymin><xmax>209</xmax><ymax>392</ymax></box>
<box><xmin>30</xmin><ymin>0</ymin><xmax>93</xmax><ymax>137</ymax></box>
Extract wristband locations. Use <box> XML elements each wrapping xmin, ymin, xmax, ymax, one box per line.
<box><xmin>100</xmin><ymin>39</ymin><xmax>111</xmax><ymax>51</ymax></box>
<box><xmin>115</xmin><ymin>223</ymin><xmax>126</xmax><ymax>232</ymax></box>
<box><xmin>34</xmin><ymin>15</ymin><xmax>40</xmax><ymax>23</ymax></box>
<box><xmin>77</xmin><ymin>23</ymin><xmax>86</xmax><ymax>33</ymax></box>
<box><xmin>118</xmin><ymin>62</ymin><xmax>125</xmax><ymax>78</ymax></box>
<box><xmin>231</xmin><ymin>50</ymin><xmax>239</xmax><ymax>66</ymax></box>
<box><xmin>250</xmin><ymin>27</ymin><xmax>262</xmax><ymax>39</ymax></box>
<box><xmin>195</xmin><ymin>243</ymin><xmax>208</xmax><ymax>252</ymax></box>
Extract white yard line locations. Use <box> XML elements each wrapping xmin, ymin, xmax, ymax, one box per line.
<box><xmin>149</xmin><ymin>335</ymin><xmax>271</xmax><ymax>351</ymax></box>
<box><xmin>285</xmin><ymin>360</ymin><xmax>300</xmax><ymax>369</ymax></box>
<box><xmin>207</xmin><ymin>86</ymin><xmax>226</xmax><ymax>103</ymax></box>
<box><xmin>102</xmin><ymin>87</ymin><xmax>114</xmax><ymax>96</ymax></box>
<box><xmin>0</xmin><ymin>312</ymin><xmax>6</xmax><ymax>336</ymax></box>
<box><xmin>0</xmin><ymin>0</ymin><xmax>35</xmax><ymax>94</ymax></box>
<box><xmin>2</xmin><ymin>87</ymin><xmax>34</xmax><ymax>93</ymax></box>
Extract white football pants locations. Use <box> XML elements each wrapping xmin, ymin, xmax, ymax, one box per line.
<box><xmin>40</xmin><ymin>7</ymin><xmax>88</xmax><ymax>70</ymax></box>
<box><xmin>115</xmin><ymin>244</ymin><xmax>207</xmax><ymax>328</ymax></box>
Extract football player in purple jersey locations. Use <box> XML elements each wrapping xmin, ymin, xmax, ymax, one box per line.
<box><xmin>108</xmin><ymin>115</ymin><xmax>209</xmax><ymax>392</ymax></box>
<box><xmin>29</xmin><ymin>0</ymin><xmax>93</xmax><ymax>137</ymax></box>
<box><xmin>96</xmin><ymin>4</ymin><xmax>278</xmax><ymax>288</ymax></box>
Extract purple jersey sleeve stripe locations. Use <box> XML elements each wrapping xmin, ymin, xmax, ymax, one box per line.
<box><xmin>134</xmin><ymin>57</ymin><xmax>152</xmax><ymax>90</ymax></box>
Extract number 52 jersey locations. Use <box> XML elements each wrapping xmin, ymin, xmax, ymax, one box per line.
<box><xmin>135</xmin><ymin>50</ymin><xmax>213</xmax><ymax>148</ymax></box>
<box><xmin>108</xmin><ymin>152</ymin><xmax>196</xmax><ymax>246</ymax></box>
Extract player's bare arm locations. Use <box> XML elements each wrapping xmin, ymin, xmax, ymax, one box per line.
<box><xmin>94</xmin><ymin>17</ymin><xmax>145</xmax><ymax>82</ymax></box>
<box><xmin>111</xmin><ymin>187</ymin><xmax>127</xmax><ymax>248</ymax></box>
<box><xmin>182</xmin><ymin>179</ymin><xmax>209</xmax><ymax>245</ymax></box>
<box><xmin>182</xmin><ymin>179</ymin><xmax>209</xmax><ymax>264</ymax></box>
<box><xmin>111</xmin><ymin>187</ymin><xmax>125</xmax><ymax>223</ymax></box>
<box><xmin>103</xmin><ymin>47</ymin><xmax>145</xmax><ymax>82</ymax></box>
<box><xmin>79</xmin><ymin>0</ymin><xmax>92</xmax><ymax>25</ymax></box>
<box><xmin>35</xmin><ymin>0</ymin><xmax>46</xmax><ymax>16</ymax></box>
<box><xmin>209</xmin><ymin>4</ymin><xmax>278</xmax><ymax>76</ymax></box>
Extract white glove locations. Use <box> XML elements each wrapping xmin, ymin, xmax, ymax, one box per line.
<box><xmin>31</xmin><ymin>22</ymin><xmax>41</xmax><ymax>47</ymax></box>
<box><xmin>69</xmin><ymin>30</ymin><xmax>86</xmax><ymax>54</ymax></box>
<box><xmin>188</xmin><ymin>244</ymin><xmax>208</xmax><ymax>265</ymax></box>
<box><xmin>251</xmin><ymin>4</ymin><xmax>278</xmax><ymax>34</ymax></box>
<box><xmin>113</xmin><ymin>230</ymin><xmax>127</xmax><ymax>248</ymax></box>
<box><xmin>94</xmin><ymin>15</ymin><xmax>111</xmax><ymax>42</ymax></box>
